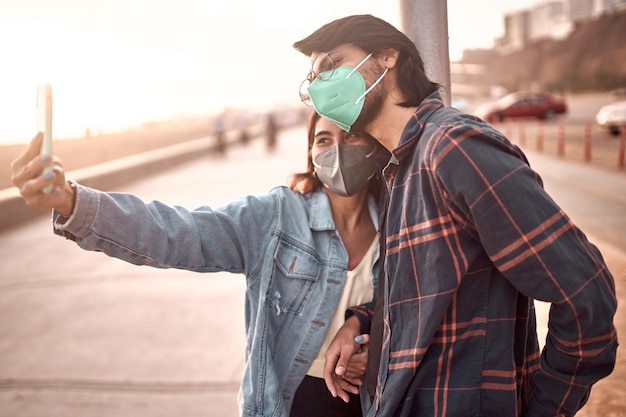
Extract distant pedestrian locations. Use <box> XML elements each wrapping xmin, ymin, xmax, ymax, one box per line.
<box><xmin>237</xmin><ymin>114</ymin><xmax>250</xmax><ymax>145</ymax></box>
<box><xmin>213</xmin><ymin>113</ymin><xmax>227</xmax><ymax>155</ymax></box>
<box><xmin>265</xmin><ymin>112</ymin><xmax>278</xmax><ymax>153</ymax></box>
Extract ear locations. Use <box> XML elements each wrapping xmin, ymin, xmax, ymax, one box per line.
<box><xmin>378</xmin><ymin>48</ymin><xmax>400</xmax><ymax>70</ymax></box>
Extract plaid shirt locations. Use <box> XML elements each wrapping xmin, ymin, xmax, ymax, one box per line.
<box><xmin>352</xmin><ymin>92</ymin><xmax>617</xmax><ymax>417</ymax></box>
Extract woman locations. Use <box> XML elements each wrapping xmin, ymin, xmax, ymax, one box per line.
<box><xmin>11</xmin><ymin>111</ymin><xmax>383</xmax><ymax>417</ymax></box>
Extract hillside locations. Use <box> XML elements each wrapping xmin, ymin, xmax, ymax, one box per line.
<box><xmin>456</xmin><ymin>11</ymin><xmax>626</xmax><ymax>93</ymax></box>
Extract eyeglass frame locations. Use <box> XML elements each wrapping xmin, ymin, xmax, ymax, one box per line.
<box><xmin>299</xmin><ymin>44</ymin><xmax>372</xmax><ymax>106</ymax></box>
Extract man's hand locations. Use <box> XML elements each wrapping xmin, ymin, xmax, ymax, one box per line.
<box><xmin>11</xmin><ymin>133</ymin><xmax>75</xmax><ymax>217</ymax></box>
<box><xmin>323</xmin><ymin>315</ymin><xmax>369</xmax><ymax>403</ymax></box>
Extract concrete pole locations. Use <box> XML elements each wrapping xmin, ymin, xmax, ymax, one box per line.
<box><xmin>399</xmin><ymin>0</ymin><xmax>452</xmax><ymax>106</ymax></box>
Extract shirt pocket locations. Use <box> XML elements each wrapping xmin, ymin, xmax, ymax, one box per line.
<box><xmin>268</xmin><ymin>240</ymin><xmax>320</xmax><ymax>315</ymax></box>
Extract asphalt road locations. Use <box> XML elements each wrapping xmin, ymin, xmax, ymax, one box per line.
<box><xmin>1</xmin><ymin>126</ymin><xmax>624</xmax><ymax>416</ymax></box>
<box><xmin>522</xmin><ymin>149</ymin><xmax>626</xmax><ymax>417</ymax></box>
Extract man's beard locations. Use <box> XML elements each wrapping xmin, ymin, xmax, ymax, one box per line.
<box><xmin>350</xmin><ymin>61</ymin><xmax>386</xmax><ymax>133</ymax></box>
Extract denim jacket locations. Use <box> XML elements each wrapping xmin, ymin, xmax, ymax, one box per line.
<box><xmin>53</xmin><ymin>183</ymin><xmax>379</xmax><ymax>417</ymax></box>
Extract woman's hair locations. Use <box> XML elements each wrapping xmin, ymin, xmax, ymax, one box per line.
<box><xmin>288</xmin><ymin>111</ymin><xmax>323</xmax><ymax>194</ymax></box>
<box><xmin>288</xmin><ymin>110</ymin><xmax>383</xmax><ymax>199</ymax></box>
<box><xmin>293</xmin><ymin>14</ymin><xmax>439</xmax><ymax>107</ymax></box>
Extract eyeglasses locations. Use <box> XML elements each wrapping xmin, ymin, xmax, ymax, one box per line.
<box><xmin>299</xmin><ymin>44</ymin><xmax>352</xmax><ymax>106</ymax></box>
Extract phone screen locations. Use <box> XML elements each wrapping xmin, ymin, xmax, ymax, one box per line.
<box><xmin>37</xmin><ymin>83</ymin><xmax>53</xmax><ymax>193</ymax></box>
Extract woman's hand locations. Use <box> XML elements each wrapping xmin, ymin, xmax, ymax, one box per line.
<box><xmin>342</xmin><ymin>334</ymin><xmax>369</xmax><ymax>384</ymax></box>
<box><xmin>323</xmin><ymin>315</ymin><xmax>369</xmax><ymax>402</ymax></box>
<box><xmin>11</xmin><ymin>133</ymin><xmax>75</xmax><ymax>217</ymax></box>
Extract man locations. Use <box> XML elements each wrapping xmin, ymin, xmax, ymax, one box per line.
<box><xmin>293</xmin><ymin>14</ymin><xmax>617</xmax><ymax>417</ymax></box>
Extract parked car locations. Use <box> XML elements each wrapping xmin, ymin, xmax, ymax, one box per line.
<box><xmin>474</xmin><ymin>91</ymin><xmax>567</xmax><ymax>123</ymax></box>
<box><xmin>611</xmin><ymin>87</ymin><xmax>626</xmax><ymax>98</ymax></box>
<box><xmin>596</xmin><ymin>100</ymin><xmax>626</xmax><ymax>136</ymax></box>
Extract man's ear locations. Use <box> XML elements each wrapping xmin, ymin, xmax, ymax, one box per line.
<box><xmin>379</xmin><ymin>48</ymin><xmax>400</xmax><ymax>69</ymax></box>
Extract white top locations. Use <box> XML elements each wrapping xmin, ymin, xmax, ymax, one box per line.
<box><xmin>306</xmin><ymin>234</ymin><xmax>379</xmax><ymax>378</ymax></box>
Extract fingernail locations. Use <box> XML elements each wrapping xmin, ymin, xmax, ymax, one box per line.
<box><xmin>335</xmin><ymin>366</ymin><xmax>345</xmax><ymax>374</ymax></box>
<box><xmin>354</xmin><ymin>335</ymin><xmax>363</xmax><ymax>343</ymax></box>
<box><xmin>44</xmin><ymin>172</ymin><xmax>53</xmax><ymax>181</ymax></box>
<box><xmin>52</xmin><ymin>187</ymin><xmax>60</xmax><ymax>195</ymax></box>
<box><xmin>40</xmin><ymin>155</ymin><xmax>51</xmax><ymax>162</ymax></box>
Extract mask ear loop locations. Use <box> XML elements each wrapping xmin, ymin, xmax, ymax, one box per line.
<box><xmin>346</xmin><ymin>53</ymin><xmax>386</xmax><ymax>105</ymax></box>
<box><xmin>346</xmin><ymin>53</ymin><xmax>373</xmax><ymax>78</ymax></box>
<box><xmin>312</xmin><ymin>144</ymin><xmax>340</xmax><ymax>173</ymax></box>
<box><xmin>355</xmin><ymin>67</ymin><xmax>388</xmax><ymax>105</ymax></box>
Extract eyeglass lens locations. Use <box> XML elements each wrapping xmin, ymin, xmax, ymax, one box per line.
<box><xmin>311</xmin><ymin>53</ymin><xmax>335</xmax><ymax>81</ymax></box>
<box><xmin>299</xmin><ymin>49</ymin><xmax>342</xmax><ymax>105</ymax></box>
<box><xmin>299</xmin><ymin>79</ymin><xmax>313</xmax><ymax>106</ymax></box>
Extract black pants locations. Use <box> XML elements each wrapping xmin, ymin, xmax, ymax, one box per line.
<box><xmin>290</xmin><ymin>375</ymin><xmax>362</xmax><ymax>417</ymax></box>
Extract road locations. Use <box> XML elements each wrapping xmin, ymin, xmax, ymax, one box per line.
<box><xmin>521</xmin><ymin>149</ymin><xmax>626</xmax><ymax>417</ymax></box>
<box><xmin>527</xmin><ymin>150</ymin><xmax>626</xmax><ymax>251</ymax></box>
<box><xmin>0</xmin><ymin>126</ymin><xmax>624</xmax><ymax>416</ymax></box>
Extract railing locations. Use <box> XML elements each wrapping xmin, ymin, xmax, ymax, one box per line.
<box><xmin>493</xmin><ymin>119</ymin><xmax>626</xmax><ymax>170</ymax></box>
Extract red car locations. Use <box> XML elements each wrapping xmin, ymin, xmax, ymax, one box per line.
<box><xmin>474</xmin><ymin>92</ymin><xmax>567</xmax><ymax>123</ymax></box>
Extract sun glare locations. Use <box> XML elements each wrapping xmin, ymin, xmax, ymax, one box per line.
<box><xmin>0</xmin><ymin>0</ymin><xmax>401</xmax><ymax>145</ymax></box>
<box><xmin>0</xmin><ymin>18</ymin><xmax>230</xmax><ymax>143</ymax></box>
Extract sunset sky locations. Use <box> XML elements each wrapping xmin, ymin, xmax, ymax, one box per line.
<box><xmin>0</xmin><ymin>0</ymin><xmax>540</xmax><ymax>143</ymax></box>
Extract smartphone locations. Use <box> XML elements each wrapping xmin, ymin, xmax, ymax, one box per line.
<box><xmin>36</xmin><ymin>83</ymin><xmax>53</xmax><ymax>193</ymax></box>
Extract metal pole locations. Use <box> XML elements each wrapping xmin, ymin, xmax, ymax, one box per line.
<box><xmin>399</xmin><ymin>0</ymin><xmax>452</xmax><ymax>106</ymax></box>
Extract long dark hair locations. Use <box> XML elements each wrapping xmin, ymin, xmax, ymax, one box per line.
<box><xmin>288</xmin><ymin>111</ymin><xmax>323</xmax><ymax>194</ymax></box>
<box><xmin>293</xmin><ymin>14</ymin><xmax>439</xmax><ymax>107</ymax></box>
<box><xmin>288</xmin><ymin>111</ymin><xmax>383</xmax><ymax>200</ymax></box>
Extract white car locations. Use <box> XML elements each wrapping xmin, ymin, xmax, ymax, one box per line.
<box><xmin>596</xmin><ymin>100</ymin><xmax>626</xmax><ymax>136</ymax></box>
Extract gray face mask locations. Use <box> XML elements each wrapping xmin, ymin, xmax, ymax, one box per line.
<box><xmin>313</xmin><ymin>143</ymin><xmax>376</xmax><ymax>197</ymax></box>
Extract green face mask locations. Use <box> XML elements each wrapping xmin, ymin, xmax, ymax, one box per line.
<box><xmin>307</xmin><ymin>53</ymin><xmax>388</xmax><ymax>132</ymax></box>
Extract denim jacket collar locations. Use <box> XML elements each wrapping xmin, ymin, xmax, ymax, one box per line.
<box><xmin>308</xmin><ymin>189</ymin><xmax>380</xmax><ymax>232</ymax></box>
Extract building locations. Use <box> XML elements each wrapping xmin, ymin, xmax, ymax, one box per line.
<box><xmin>568</xmin><ymin>0</ymin><xmax>595</xmax><ymax>22</ymax></box>
<box><xmin>529</xmin><ymin>2</ymin><xmax>571</xmax><ymax>41</ymax></box>
<box><xmin>502</xmin><ymin>9</ymin><xmax>531</xmax><ymax>52</ymax></box>
<box><xmin>593</xmin><ymin>0</ymin><xmax>626</xmax><ymax>15</ymax></box>
<box><xmin>499</xmin><ymin>0</ymin><xmax>624</xmax><ymax>52</ymax></box>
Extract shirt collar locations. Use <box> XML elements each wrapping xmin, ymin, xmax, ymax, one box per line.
<box><xmin>308</xmin><ymin>189</ymin><xmax>379</xmax><ymax>232</ymax></box>
<box><xmin>395</xmin><ymin>90</ymin><xmax>446</xmax><ymax>156</ymax></box>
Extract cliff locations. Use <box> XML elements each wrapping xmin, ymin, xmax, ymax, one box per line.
<box><xmin>456</xmin><ymin>11</ymin><xmax>626</xmax><ymax>94</ymax></box>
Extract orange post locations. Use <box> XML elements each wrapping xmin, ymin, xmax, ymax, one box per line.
<box><xmin>557</xmin><ymin>121</ymin><xmax>565</xmax><ymax>156</ymax></box>
<box><xmin>583</xmin><ymin>122</ymin><xmax>592</xmax><ymax>162</ymax></box>
<box><xmin>618</xmin><ymin>125</ymin><xmax>626</xmax><ymax>169</ymax></box>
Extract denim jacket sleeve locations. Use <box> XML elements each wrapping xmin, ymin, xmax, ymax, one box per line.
<box><xmin>53</xmin><ymin>183</ymin><xmax>279</xmax><ymax>276</ymax></box>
